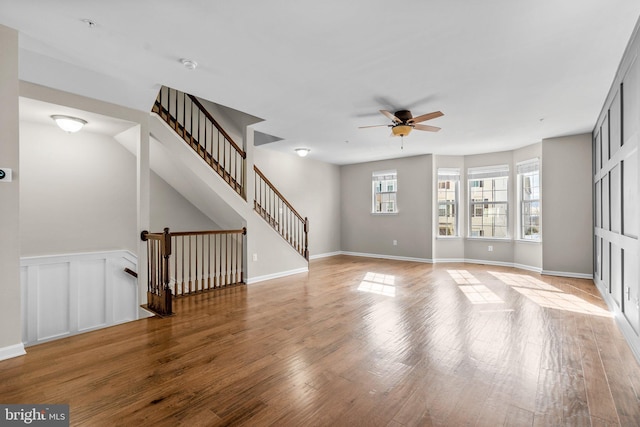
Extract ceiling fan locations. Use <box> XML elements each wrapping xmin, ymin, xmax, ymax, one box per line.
<box><xmin>359</xmin><ymin>109</ymin><xmax>444</xmax><ymax>148</ymax></box>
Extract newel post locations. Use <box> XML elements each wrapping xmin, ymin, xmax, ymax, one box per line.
<box><xmin>162</xmin><ymin>227</ymin><xmax>172</xmax><ymax>290</ymax></box>
<box><xmin>304</xmin><ymin>217</ymin><xmax>309</xmax><ymax>260</ymax></box>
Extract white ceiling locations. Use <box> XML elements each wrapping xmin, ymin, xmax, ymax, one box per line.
<box><xmin>2</xmin><ymin>0</ymin><xmax>639</xmax><ymax>164</ymax></box>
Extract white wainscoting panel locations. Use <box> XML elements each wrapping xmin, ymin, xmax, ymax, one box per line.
<box><xmin>21</xmin><ymin>250</ymin><xmax>140</xmax><ymax>347</ymax></box>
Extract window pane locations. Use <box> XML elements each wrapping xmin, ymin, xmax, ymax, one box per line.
<box><xmin>518</xmin><ymin>162</ymin><xmax>541</xmax><ymax>240</ymax></box>
<box><xmin>372</xmin><ymin>171</ymin><xmax>398</xmax><ymax>213</ymax></box>
<box><xmin>437</xmin><ymin>174</ymin><xmax>459</xmax><ymax>237</ymax></box>
<box><xmin>470</xmin><ymin>202</ymin><xmax>508</xmax><ymax>238</ymax></box>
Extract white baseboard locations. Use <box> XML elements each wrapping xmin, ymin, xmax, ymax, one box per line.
<box><xmin>432</xmin><ymin>258</ymin><xmax>466</xmax><ymax>264</ymax></box>
<box><xmin>261</xmin><ymin>251</ymin><xmax>585</xmax><ymax>280</ymax></box>
<box><xmin>434</xmin><ymin>258</ymin><xmax>542</xmax><ymax>273</ymax></box>
<box><xmin>514</xmin><ymin>263</ymin><xmax>543</xmax><ymax>273</ymax></box>
<box><xmin>0</xmin><ymin>343</ymin><xmax>26</xmax><ymax>361</ymax></box>
<box><xmin>541</xmin><ymin>270</ymin><xmax>593</xmax><ymax>279</ymax></box>
<box><xmin>309</xmin><ymin>251</ymin><xmax>342</xmax><ymax>260</ymax></box>
<box><xmin>247</xmin><ymin>267</ymin><xmax>309</xmax><ymax>284</ymax></box>
<box><xmin>340</xmin><ymin>251</ymin><xmax>432</xmax><ymax>263</ymax></box>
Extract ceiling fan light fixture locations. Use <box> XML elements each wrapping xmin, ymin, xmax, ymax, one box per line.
<box><xmin>391</xmin><ymin>125</ymin><xmax>412</xmax><ymax>137</ymax></box>
<box><xmin>295</xmin><ymin>148</ymin><xmax>310</xmax><ymax>157</ymax></box>
<box><xmin>51</xmin><ymin>115</ymin><xmax>87</xmax><ymax>133</ymax></box>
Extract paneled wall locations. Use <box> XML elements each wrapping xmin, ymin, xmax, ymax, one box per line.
<box><xmin>20</xmin><ymin>251</ymin><xmax>143</xmax><ymax>347</ymax></box>
<box><xmin>594</xmin><ymin>19</ymin><xmax>640</xmax><ymax>360</ymax></box>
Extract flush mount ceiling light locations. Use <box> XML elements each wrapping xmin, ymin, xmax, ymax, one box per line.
<box><xmin>181</xmin><ymin>59</ymin><xmax>198</xmax><ymax>70</ymax></box>
<box><xmin>81</xmin><ymin>18</ymin><xmax>96</xmax><ymax>28</ymax></box>
<box><xmin>51</xmin><ymin>115</ymin><xmax>87</xmax><ymax>133</ymax></box>
<box><xmin>295</xmin><ymin>148</ymin><xmax>310</xmax><ymax>157</ymax></box>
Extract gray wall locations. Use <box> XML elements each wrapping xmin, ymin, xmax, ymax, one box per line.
<box><xmin>542</xmin><ymin>134</ymin><xmax>593</xmax><ymax>275</ymax></box>
<box><xmin>20</xmin><ymin>122</ymin><xmax>138</xmax><ymax>256</ymax></box>
<box><xmin>0</xmin><ymin>24</ymin><xmax>22</xmax><ymax>355</ymax></box>
<box><xmin>593</xmin><ymin>17</ymin><xmax>640</xmax><ymax>360</ymax></box>
<box><xmin>343</xmin><ymin>144</ymin><xmax>549</xmax><ymax>271</ymax></box>
<box><xmin>150</xmin><ymin>171</ymin><xmax>219</xmax><ymax>232</ymax></box>
<box><xmin>20</xmin><ymin>121</ymin><xmax>219</xmax><ymax>257</ymax></box>
<box><xmin>340</xmin><ymin>155</ymin><xmax>433</xmax><ymax>260</ymax></box>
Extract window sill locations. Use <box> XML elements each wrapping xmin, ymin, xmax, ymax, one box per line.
<box><xmin>465</xmin><ymin>237</ymin><xmax>512</xmax><ymax>242</ymax></box>
<box><xmin>371</xmin><ymin>212</ymin><xmax>398</xmax><ymax>216</ymax></box>
<box><xmin>436</xmin><ymin>236</ymin><xmax>462</xmax><ymax>240</ymax></box>
<box><xmin>515</xmin><ymin>239</ymin><xmax>542</xmax><ymax>244</ymax></box>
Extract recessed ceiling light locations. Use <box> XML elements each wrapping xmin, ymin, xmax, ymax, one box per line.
<box><xmin>295</xmin><ymin>148</ymin><xmax>310</xmax><ymax>157</ymax></box>
<box><xmin>181</xmin><ymin>59</ymin><xmax>198</xmax><ymax>70</ymax></box>
<box><xmin>51</xmin><ymin>115</ymin><xmax>87</xmax><ymax>133</ymax></box>
<box><xmin>81</xmin><ymin>19</ymin><xmax>96</xmax><ymax>28</ymax></box>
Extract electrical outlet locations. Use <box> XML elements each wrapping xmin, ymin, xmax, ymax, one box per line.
<box><xmin>393</xmin><ymin>240</ymin><xmax>397</xmax><ymax>246</ymax></box>
<box><xmin>488</xmin><ymin>245</ymin><xmax>493</xmax><ymax>252</ymax></box>
<box><xmin>252</xmin><ymin>253</ymin><xmax>258</xmax><ymax>261</ymax></box>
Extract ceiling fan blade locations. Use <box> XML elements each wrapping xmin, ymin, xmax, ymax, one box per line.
<box><xmin>380</xmin><ymin>110</ymin><xmax>401</xmax><ymax>123</ymax></box>
<box><xmin>358</xmin><ymin>124</ymin><xmax>390</xmax><ymax>129</ymax></box>
<box><xmin>410</xmin><ymin>111</ymin><xmax>444</xmax><ymax>124</ymax></box>
<box><xmin>414</xmin><ymin>124</ymin><xmax>441</xmax><ymax>132</ymax></box>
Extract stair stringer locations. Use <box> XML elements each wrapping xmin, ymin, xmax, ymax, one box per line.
<box><xmin>149</xmin><ymin>113</ymin><xmax>308</xmax><ymax>282</ymax></box>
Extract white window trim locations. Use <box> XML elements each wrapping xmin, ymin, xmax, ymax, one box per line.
<box><xmin>467</xmin><ymin>165</ymin><xmax>510</xmax><ymax>239</ymax></box>
<box><xmin>437</xmin><ymin>168</ymin><xmax>460</xmax><ymax>237</ymax></box>
<box><xmin>516</xmin><ymin>158</ymin><xmax>541</xmax><ymax>242</ymax></box>
<box><xmin>372</xmin><ymin>170</ymin><xmax>398</xmax><ymax>214</ymax></box>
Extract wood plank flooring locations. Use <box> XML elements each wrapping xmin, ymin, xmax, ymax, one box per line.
<box><xmin>1</xmin><ymin>255</ymin><xmax>640</xmax><ymax>426</ymax></box>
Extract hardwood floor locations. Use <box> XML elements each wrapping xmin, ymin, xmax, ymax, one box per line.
<box><xmin>1</xmin><ymin>255</ymin><xmax>640</xmax><ymax>426</ymax></box>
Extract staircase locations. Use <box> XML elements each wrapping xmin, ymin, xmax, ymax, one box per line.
<box><xmin>145</xmin><ymin>86</ymin><xmax>309</xmax><ymax>314</ymax></box>
<box><xmin>152</xmin><ymin>86</ymin><xmax>246</xmax><ymax>198</ymax></box>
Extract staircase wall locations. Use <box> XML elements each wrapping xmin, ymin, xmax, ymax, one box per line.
<box><xmin>150</xmin><ymin>114</ymin><xmax>309</xmax><ymax>282</ymax></box>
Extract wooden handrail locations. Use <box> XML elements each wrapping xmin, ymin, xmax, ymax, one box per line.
<box><xmin>253</xmin><ymin>166</ymin><xmax>308</xmax><ymax>260</ymax></box>
<box><xmin>142</xmin><ymin>227</ymin><xmax>247</xmax><ymax>299</ymax></box>
<box><xmin>124</xmin><ymin>268</ymin><xmax>138</xmax><ymax>278</ymax></box>
<box><xmin>187</xmin><ymin>95</ymin><xmax>246</xmax><ymax>158</ymax></box>
<box><xmin>153</xmin><ymin>86</ymin><xmax>246</xmax><ymax>198</ymax></box>
<box><xmin>170</xmin><ymin>228</ymin><xmax>246</xmax><ymax>237</ymax></box>
<box><xmin>254</xmin><ymin>166</ymin><xmax>304</xmax><ymax>221</ymax></box>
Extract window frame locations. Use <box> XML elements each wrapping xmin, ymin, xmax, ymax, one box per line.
<box><xmin>372</xmin><ymin>170</ymin><xmax>398</xmax><ymax>214</ymax></box>
<box><xmin>467</xmin><ymin>165</ymin><xmax>510</xmax><ymax>239</ymax></box>
<box><xmin>437</xmin><ymin>168</ymin><xmax>460</xmax><ymax>237</ymax></box>
<box><xmin>517</xmin><ymin>158</ymin><xmax>541</xmax><ymax>241</ymax></box>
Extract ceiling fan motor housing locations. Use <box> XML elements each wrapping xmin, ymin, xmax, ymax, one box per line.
<box><xmin>394</xmin><ymin>110</ymin><xmax>413</xmax><ymax>122</ymax></box>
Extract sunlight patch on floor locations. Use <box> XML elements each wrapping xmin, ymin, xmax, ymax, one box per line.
<box><xmin>489</xmin><ymin>271</ymin><xmax>612</xmax><ymax>318</ymax></box>
<box><xmin>458</xmin><ymin>285</ymin><xmax>504</xmax><ymax>304</ymax></box>
<box><xmin>358</xmin><ymin>272</ymin><xmax>396</xmax><ymax>297</ymax></box>
<box><xmin>448</xmin><ymin>270</ymin><xmax>481</xmax><ymax>285</ymax></box>
<box><xmin>511</xmin><ymin>287</ymin><xmax>612</xmax><ymax>317</ymax></box>
<box><xmin>488</xmin><ymin>271</ymin><xmax>559</xmax><ymax>291</ymax></box>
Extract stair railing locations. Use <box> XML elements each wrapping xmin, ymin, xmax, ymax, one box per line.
<box><xmin>254</xmin><ymin>165</ymin><xmax>309</xmax><ymax>260</ymax></box>
<box><xmin>140</xmin><ymin>228</ymin><xmax>173</xmax><ymax>316</ymax></box>
<box><xmin>142</xmin><ymin>227</ymin><xmax>246</xmax><ymax>307</ymax></box>
<box><xmin>152</xmin><ymin>86</ymin><xmax>246</xmax><ymax>198</ymax></box>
